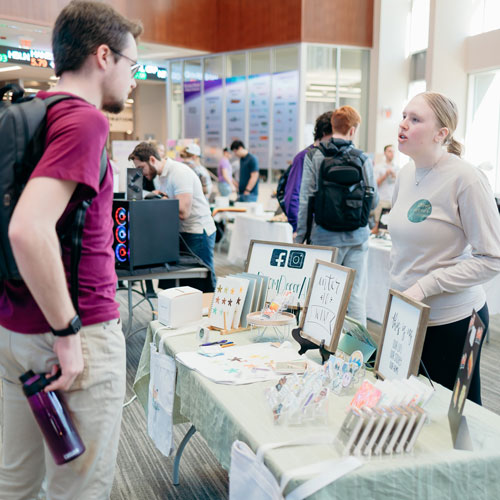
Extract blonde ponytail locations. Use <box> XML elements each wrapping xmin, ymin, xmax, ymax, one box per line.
<box><xmin>447</xmin><ymin>137</ymin><xmax>463</xmax><ymax>157</ymax></box>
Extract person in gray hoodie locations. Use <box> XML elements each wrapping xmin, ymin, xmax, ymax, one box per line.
<box><xmin>296</xmin><ymin>106</ymin><xmax>378</xmax><ymax>326</ymax></box>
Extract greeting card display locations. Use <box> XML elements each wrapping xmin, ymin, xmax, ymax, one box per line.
<box><xmin>299</xmin><ymin>260</ymin><xmax>355</xmax><ymax>353</ymax></box>
<box><xmin>209</xmin><ymin>277</ymin><xmax>249</xmax><ymax>331</ymax></box>
<box><xmin>374</xmin><ymin>290</ymin><xmax>430</xmax><ymax>380</ymax></box>
<box><xmin>448</xmin><ymin>309</ymin><xmax>485</xmax><ymax>451</ymax></box>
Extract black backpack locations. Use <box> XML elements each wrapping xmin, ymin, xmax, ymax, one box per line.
<box><xmin>0</xmin><ymin>84</ymin><xmax>107</xmax><ymax>311</ymax></box>
<box><xmin>305</xmin><ymin>141</ymin><xmax>374</xmax><ymax>241</ymax></box>
<box><xmin>276</xmin><ymin>164</ymin><xmax>291</xmax><ymax>214</ymax></box>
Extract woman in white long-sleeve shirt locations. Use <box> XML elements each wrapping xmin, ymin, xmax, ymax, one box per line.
<box><xmin>388</xmin><ymin>91</ymin><xmax>500</xmax><ymax>404</ymax></box>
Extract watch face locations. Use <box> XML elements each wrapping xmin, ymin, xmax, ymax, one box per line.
<box><xmin>70</xmin><ymin>315</ymin><xmax>82</xmax><ymax>331</ymax></box>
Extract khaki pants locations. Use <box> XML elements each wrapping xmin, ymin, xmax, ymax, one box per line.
<box><xmin>0</xmin><ymin>319</ymin><xmax>126</xmax><ymax>500</ymax></box>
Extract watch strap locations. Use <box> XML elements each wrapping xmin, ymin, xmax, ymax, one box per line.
<box><xmin>51</xmin><ymin>315</ymin><xmax>82</xmax><ymax>337</ymax></box>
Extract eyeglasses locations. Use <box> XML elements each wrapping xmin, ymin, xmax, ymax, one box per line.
<box><xmin>109</xmin><ymin>47</ymin><xmax>140</xmax><ymax>77</ymax></box>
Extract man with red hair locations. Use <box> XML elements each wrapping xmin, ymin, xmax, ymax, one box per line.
<box><xmin>296</xmin><ymin>106</ymin><xmax>378</xmax><ymax>326</ymax></box>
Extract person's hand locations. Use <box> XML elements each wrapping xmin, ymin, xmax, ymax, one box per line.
<box><xmin>387</xmin><ymin>168</ymin><xmax>396</xmax><ymax>179</ymax></box>
<box><xmin>403</xmin><ymin>283</ymin><xmax>425</xmax><ymax>302</ymax></box>
<box><xmin>45</xmin><ymin>334</ymin><xmax>84</xmax><ymax>392</ymax></box>
<box><xmin>152</xmin><ymin>190</ymin><xmax>168</xmax><ymax>198</ymax></box>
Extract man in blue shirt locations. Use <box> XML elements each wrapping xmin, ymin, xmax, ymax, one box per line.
<box><xmin>230</xmin><ymin>140</ymin><xmax>259</xmax><ymax>202</ymax></box>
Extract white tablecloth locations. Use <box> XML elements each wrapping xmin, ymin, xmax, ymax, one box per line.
<box><xmin>367</xmin><ymin>237</ymin><xmax>500</xmax><ymax>323</ymax></box>
<box><xmin>227</xmin><ymin>212</ymin><xmax>293</xmax><ymax>266</ymax></box>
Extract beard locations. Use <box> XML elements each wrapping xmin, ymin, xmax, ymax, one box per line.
<box><xmin>146</xmin><ymin>163</ymin><xmax>158</xmax><ymax>180</ymax></box>
<box><xmin>102</xmin><ymin>96</ymin><xmax>125</xmax><ymax>114</ymax></box>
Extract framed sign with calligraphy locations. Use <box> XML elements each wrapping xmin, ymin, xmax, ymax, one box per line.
<box><xmin>374</xmin><ymin>289</ymin><xmax>430</xmax><ymax>380</ymax></box>
<box><xmin>245</xmin><ymin>240</ymin><xmax>338</xmax><ymax>306</ymax></box>
<box><xmin>299</xmin><ymin>259</ymin><xmax>355</xmax><ymax>352</ymax></box>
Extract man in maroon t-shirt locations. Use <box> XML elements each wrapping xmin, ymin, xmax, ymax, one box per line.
<box><xmin>0</xmin><ymin>2</ymin><xmax>142</xmax><ymax>498</ymax></box>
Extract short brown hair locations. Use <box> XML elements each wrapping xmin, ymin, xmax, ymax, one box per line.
<box><xmin>128</xmin><ymin>142</ymin><xmax>161</xmax><ymax>163</ymax></box>
<box><xmin>52</xmin><ymin>0</ymin><xmax>143</xmax><ymax>77</ymax></box>
<box><xmin>331</xmin><ymin>106</ymin><xmax>361</xmax><ymax>135</ymax></box>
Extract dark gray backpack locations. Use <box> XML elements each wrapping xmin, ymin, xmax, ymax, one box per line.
<box><xmin>0</xmin><ymin>83</ymin><xmax>106</xmax><ymax>310</ymax></box>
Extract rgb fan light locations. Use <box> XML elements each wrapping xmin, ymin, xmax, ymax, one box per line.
<box><xmin>115</xmin><ymin>243</ymin><xmax>128</xmax><ymax>263</ymax></box>
<box><xmin>114</xmin><ymin>207</ymin><xmax>127</xmax><ymax>225</ymax></box>
<box><xmin>115</xmin><ymin>225</ymin><xmax>127</xmax><ymax>244</ymax></box>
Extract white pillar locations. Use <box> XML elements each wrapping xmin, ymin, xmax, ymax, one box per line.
<box><xmin>368</xmin><ymin>0</ymin><xmax>412</xmax><ymax>163</ymax></box>
<box><xmin>426</xmin><ymin>0</ymin><xmax>475</xmax><ymax>141</ymax></box>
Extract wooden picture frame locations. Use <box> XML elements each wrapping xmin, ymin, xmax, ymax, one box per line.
<box><xmin>374</xmin><ymin>289</ymin><xmax>430</xmax><ymax>380</ymax></box>
<box><xmin>299</xmin><ymin>259</ymin><xmax>356</xmax><ymax>353</ymax></box>
<box><xmin>244</xmin><ymin>240</ymin><xmax>338</xmax><ymax>307</ymax></box>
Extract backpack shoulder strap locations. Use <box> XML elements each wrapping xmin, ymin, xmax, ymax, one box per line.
<box><xmin>99</xmin><ymin>147</ymin><xmax>108</xmax><ymax>185</ymax></box>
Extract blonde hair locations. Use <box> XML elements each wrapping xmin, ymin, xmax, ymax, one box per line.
<box><xmin>419</xmin><ymin>91</ymin><xmax>463</xmax><ymax>157</ymax></box>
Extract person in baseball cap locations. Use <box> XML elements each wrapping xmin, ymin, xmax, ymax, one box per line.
<box><xmin>180</xmin><ymin>143</ymin><xmax>213</xmax><ymax>200</ymax></box>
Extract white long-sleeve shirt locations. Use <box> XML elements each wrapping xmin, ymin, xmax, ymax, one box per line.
<box><xmin>387</xmin><ymin>153</ymin><xmax>500</xmax><ymax>326</ymax></box>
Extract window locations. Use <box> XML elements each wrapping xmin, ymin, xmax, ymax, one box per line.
<box><xmin>466</xmin><ymin>70</ymin><xmax>500</xmax><ymax>192</ymax></box>
<box><xmin>227</xmin><ymin>53</ymin><xmax>246</xmax><ymax>78</ymax></box>
<box><xmin>250</xmin><ymin>50</ymin><xmax>270</xmax><ymax>75</ymax></box>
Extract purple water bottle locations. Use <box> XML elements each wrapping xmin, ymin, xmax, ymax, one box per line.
<box><xmin>20</xmin><ymin>370</ymin><xmax>85</xmax><ymax>465</ymax></box>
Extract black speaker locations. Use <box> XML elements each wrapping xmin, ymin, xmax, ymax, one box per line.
<box><xmin>112</xmin><ymin>199</ymin><xmax>180</xmax><ymax>270</ymax></box>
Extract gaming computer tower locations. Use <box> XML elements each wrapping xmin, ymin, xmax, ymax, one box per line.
<box><xmin>112</xmin><ymin>199</ymin><xmax>180</xmax><ymax>271</ymax></box>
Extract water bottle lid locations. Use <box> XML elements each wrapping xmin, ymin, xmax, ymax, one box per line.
<box><xmin>19</xmin><ymin>369</ymin><xmax>61</xmax><ymax>397</ymax></box>
<box><xmin>19</xmin><ymin>370</ymin><xmax>36</xmax><ymax>384</ymax></box>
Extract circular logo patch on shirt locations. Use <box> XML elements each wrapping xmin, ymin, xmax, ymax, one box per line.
<box><xmin>407</xmin><ymin>199</ymin><xmax>432</xmax><ymax>223</ymax></box>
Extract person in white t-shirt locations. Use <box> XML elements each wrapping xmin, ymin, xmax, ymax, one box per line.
<box><xmin>374</xmin><ymin>144</ymin><xmax>399</xmax><ymax>204</ymax></box>
<box><xmin>388</xmin><ymin>91</ymin><xmax>500</xmax><ymax>404</ymax></box>
<box><xmin>129</xmin><ymin>142</ymin><xmax>216</xmax><ymax>291</ymax></box>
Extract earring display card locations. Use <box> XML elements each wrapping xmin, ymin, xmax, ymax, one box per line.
<box><xmin>338</xmin><ymin>404</ymin><xmax>428</xmax><ymax>458</ymax></box>
<box><xmin>362</xmin><ymin>407</ymin><xmax>388</xmax><ymax>456</ymax></box>
<box><xmin>337</xmin><ymin>407</ymin><xmax>365</xmax><ymax>455</ymax></box>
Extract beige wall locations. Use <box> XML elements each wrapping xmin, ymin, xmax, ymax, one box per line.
<box><xmin>465</xmin><ymin>29</ymin><xmax>500</xmax><ymax>74</ymax></box>
<box><xmin>133</xmin><ymin>82</ymin><xmax>167</xmax><ymax>145</ymax></box>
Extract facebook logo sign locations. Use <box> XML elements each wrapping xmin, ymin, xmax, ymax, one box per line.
<box><xmin>270</xmin><ymin>249</ymin><xmax>287</xmax><ymax>267</ymax></box>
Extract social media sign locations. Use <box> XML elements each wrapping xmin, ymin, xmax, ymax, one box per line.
<box><xmin>270</xmin><ymin>249</ymin><xmax>288</xmax><ymax>267</ymax></box>
<box><xmin>247</xmin><ymin>241</ymin><xmax>337</xmax><ymax>304</ymax></box>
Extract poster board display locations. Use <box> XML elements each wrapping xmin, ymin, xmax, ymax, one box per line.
<box><xmin>299</xmin><ymin>260</ymin><xmax>355</xmax><ymax>352</ymax></box>
<box><xmin>245</xmin><ymin>240</ymin><xmax>338</xmax><ymax>305</ymax></box>
<box><xmin>204</xmin><ymin>78</ymin><xmax>223</xmax><ymax>168</ymax></box>
<box><xmin>248</xmin><ymin>74</ymin><xmax>271</xmax><ymax>170</ymax></box>
<box><xmin>374</xmin><ymin>289</ymin><xmax>430</xmax><ymax>380</ymax></box>
<box><xmin>272</xmin><ymin>70</ymin><xmax>299</xmax><ymax>170</ymax></box>
<box><xmin>226</xmin><ymin>76</ymin><xmax>246</xmax><ymax>144</ymax></box>
<box><xmin>448</xmin><ymin>309</ymin><xmax>485</xmax><ymax>450</ymax></box>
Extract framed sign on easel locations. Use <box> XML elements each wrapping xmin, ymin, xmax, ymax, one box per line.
<box><xmin>374</xmin><ymin>289</ymin><xmax>430</xmax><ymax>380</ymax></box>
<box><xmin>297</xmin><ymin>259</ymin><xmax>355</xmax><ymax>353</ymax></box>
<box><xmin>448</xmin><ymin>309</ymin><xmax>485</xmax><ymax>451</ymax></box>
<box><xmin>245</xmin><ymin>240</ymin><xmax>338</xmax><ymax>306</ymax></box>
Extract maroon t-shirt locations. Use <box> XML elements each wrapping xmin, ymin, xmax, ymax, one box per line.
<box><xmin>0</xmin><ymin>91</ymin><xmax>119</xmax><ymax>333</ymax></box>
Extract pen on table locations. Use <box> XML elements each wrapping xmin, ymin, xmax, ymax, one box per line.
<box><xmin>220</xmin><ymin>342</ymin><xmax>235</xmax><ymax>348</ymax></box>
<box><xmin>200</xmin><ymin>340</ymin><xmax>229</xmax><ymax>347</ymax></box>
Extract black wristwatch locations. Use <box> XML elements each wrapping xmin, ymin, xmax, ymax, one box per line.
<box><xmin>51</xmin><ymin>315</ymin><xmax>82</xmax><ymax>337</ymax></box>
